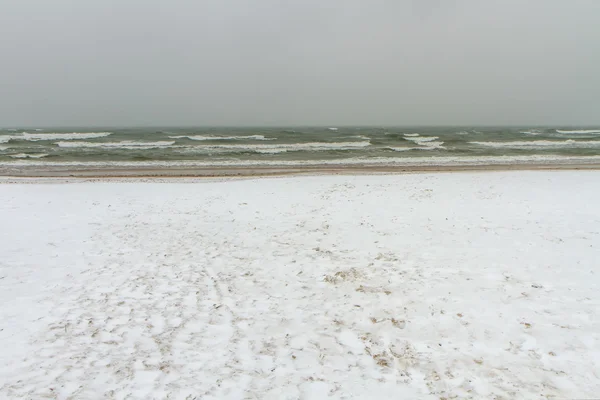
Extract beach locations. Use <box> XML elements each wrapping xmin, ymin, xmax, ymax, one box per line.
<box><xmin>2</xmin><ymin>160</ymin><xmax>600</xmax><ymax>179</ymax></box>
<box><xmin>0</xmin><ymin>171</ymin><xmax>599</xmax><ymax>399</ymax></box>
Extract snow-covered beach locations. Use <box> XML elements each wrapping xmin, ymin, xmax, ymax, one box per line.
<box><xmin>0</xmin><ymin>171</ymin><xmax>598</xmax><ymax>399</ymax></box>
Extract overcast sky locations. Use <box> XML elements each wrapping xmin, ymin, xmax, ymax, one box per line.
<box><xmin>1</xmin><ymin>0</ymin><xmax>599</xmax><ymax>126</ymax></box>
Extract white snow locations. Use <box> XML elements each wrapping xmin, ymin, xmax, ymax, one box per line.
<box><xmin>0</xmin><ymin>171</ymin><xmax>599</xmax><ymax>399</ymax></box>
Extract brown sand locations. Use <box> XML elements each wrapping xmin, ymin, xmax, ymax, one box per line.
<box><xmin>1</xmin><ymin>162</ymin><xmax>600</xmax><ymax>179</ymax></box>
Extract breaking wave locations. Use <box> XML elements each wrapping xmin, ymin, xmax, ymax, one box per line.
<box><xmin>403</xmin><ymin>136</ymin><xmax>445</xmax><ymax>149</ymax></box>
<box><xmin>56</xmin><ymin>141</ymin><xmax>175</xmax><ymax>149</ymax></box>
<box><xmin>336</xmin><ymin>135</ymin><xmax>371</xmax><ymax>140</ymax></box>
<box><xmin>404</xmin><ymin>136</ymin><xmax>439</xmax><ymax>143</ymax></box>
<box><xmin>556</xmin><ymin>129</ymin><xmax>600</xmax><ymax>134</ymax></box>
<box><xmin>470</xmin><ymin>140</ymin><xmax>600</xmax><ymax>149</ymax></box>
<box><xmin>23</xmin><ymin>132</ymin><xmax>112</xmax><ymax>141</ymax></box>
<box><xmin>9</xmin><ymin>153</ymin><xmax>49</xmax><ymax>159</ymax></box>
<box><xmin>169</xmin><ymin>135</ymin><xmax>274</xmax><ymax>141</ymax></box>
<box><xmin>176</xmin><ymin>141</ymin><xmax>372</xmax><ymax>154</ymax></box>
<box><xmin>0</xmin><ymin>132</ymin><xmax>113</xmax><ymax>143</ymax></box>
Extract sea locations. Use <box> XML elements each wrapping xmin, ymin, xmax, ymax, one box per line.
<box><xmin>1</xmin><ymin>126</ymin><xmax>600</xmax><ymax>168</ymax></box>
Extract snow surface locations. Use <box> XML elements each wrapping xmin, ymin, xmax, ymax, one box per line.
<box><xmin>0</xmin><ymin>172</ymin><xmax>599</xmax><ymax>399</ymax></box>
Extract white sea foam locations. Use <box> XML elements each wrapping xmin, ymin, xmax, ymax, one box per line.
<box><xmin>402</xmin><ymin>136</ymin><xmax>445</xmax><ymax>149</ymax></box>
<box><xmin>4</xmin><ymin>155</ymin><xmax>600</xmax><ymax>168</ymax></box>
<box><xmin>386</xmin><ymin>147</ymin><xmax>415</xmax><ymax>152</ymax></box>
<box><xmin>328</xmin><ymin>127</ymin><xmax>338</xmax><ymax>131</ymax></box>
<box><xmin>520</xmin><ymin>130</ymin><xmax>543</xmax><ymax>135</ymax></box>
<box><xmin>252</xmin><ymin>148</ymin><xmax>288</xmax><ymax>154</ymax></box>
<box><xmin>470</xmin><ymin>140</ymin><xmax>600</xmax><ymax>149</ymax></box>
<box><xmin>456</xmin><ymin>131</ymin><xmax>470</xmax><ymax>135</ymax></box>
<box><xmin>169</xmin><ymin>135</ymin><xmax>275</xmax><ymax>141</ymax></box>
<box><xmin>387</xmin><ymin>146</ymin><xmax>444</xmax><ymax>152</ymax></box>
<box><xmin>403</xmin><ymin>133</ymin><xmax>420</xmax><ymax>137</ymax></box>
<box><xmin>404</xmin><ymin>136</ymin><xmax>439</xmax><ymax>143</ymax></box>
<box><xmin>21</xmin><ymin>132</ymin><xmax>113</xmax><ymax>141</ymax></box>
<box><xmin>9</xmin><ymin>153</ymin><xmax>49</xmax><ymax>159</ymax></box>
<box><xmin>556</xmin><ymin>129</ymin><xmax>600</xmax><ymax>134</ymax></box>
<box><xmin>0</xmin><ymin>132</ymin><xmax>113</xmax><ymax>143</ymax></box>
<box><xmin>56</xmin><ymin>141</ymin><xmax>175</xmax><ymax>149</ymax></box>
<box><xmin>177</xmin><ymin>141</ymin><xmax>371</xmax><ymax>154</ymax></box>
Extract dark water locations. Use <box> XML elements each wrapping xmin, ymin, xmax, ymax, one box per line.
<box><xmin>1</xmin><ymin>126</ymin><xmax>600</xmax><ymax>167</ymax></box>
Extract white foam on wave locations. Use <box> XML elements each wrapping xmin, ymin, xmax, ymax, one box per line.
<box><xmin>556</xmin><ymin>129</ymin><xmax>600</xmax><ymax>134</ymax></box>
<box><xmin>1</xmin><ymin>132</ymin><xmax>113</xmax><ymax>143</ymax></box>
<box><xmin>403</xmin><ymin>136</ymin><xmax>445</xmax><ymax>149</ymax></box>
<box><xmin>470</xmin><ymin>140</ymin><xmax>600</xmax><ymax>149</ymax></box>
<box><xmin>387</xmin><ymin>146</ymin><xmax>445</xmax><ymax>152</ymax></box>
<box><xmin>456</xmin><ymin>131</ymin><xmax>470</xmax><ymax>135</ymax></box>
<box><xmin>3</xmin><ymin>155</ymin><xmax>600</xmax><ymax>168</ymax></box>
<box><xmin>56</xmin><ymin>141</ymin><xmax>175</xmax><ymax>149</ymax></box>
<box><xmin>386</xmin><ymin>147</ymin><xmax>415</xmax><ymax>152</ymax></box>
<box><xmin>9</xmin><ymin>153</ymin><xmax>49</xmax><ymax>159</ymax></box>
<box><xmin>328</xmin><ymin>127</ymin><xmax>339</xmax><ymax>131</ymax></box>
<box><xmin>404</xmin><ymin>136</ymin><xmax>439</xmax><ymax>143</ymax></box>
<box><xmin>520</xmin><ymin>130</ymin><xmax>543</xmax><ymax>135</ymax></box>
<box><xmin>169</xmin><ymin>135</ymin><xmax>275</xmax><ymax>141</ymax></box>
<box><xmin>176</xmin><ymin>141</ymin><xmax>371</xmax><ymax>154</ymax></box>
<box><xmin>21</xmin><ymin>132</ymin><xmax>113</xmax><ymax>141</ymax></box>
<box><xmin>403</xmin><ymin>133</ymin><xmax>420</xmax><ymax>137</ymax></box>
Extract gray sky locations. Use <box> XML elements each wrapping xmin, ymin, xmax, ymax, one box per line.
<box><xmin>1</xmin><ymin>0</ymin><xmax>599</xmax><ymax>126</ymax></box>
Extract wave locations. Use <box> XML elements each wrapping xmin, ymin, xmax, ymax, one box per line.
<box><xmin>3</xmin><ymin>155</ymin><xmax>600</xmax><ymax>168</ymax></box>
<box><xmin>176</xmin><ymin>141</ymin><xmax>371</xmax><ymax>154</ymax></box>
<box><xmin>404</xmin><ymin>136</ymin><xmax>439</xmax><ymax>143</ymax></box>
<box><xmin>520</xmin><ymin>130</ymin><xmax>544</xmax><ymax>135</ymax></box>
<box><xmin>169</xmin><ymin>135</ymin><xmax>275</xmax><ymax>141</ymax></box>
<box><xmin>403</xmin><ymin>136</ymin><xmax>445</xmax><ymax>149</ymax></box>
<box><xmin>387</xmin><ymin>147</ymin><xmax>413</xmax><ymax>152</ymax></box>
<box><xmin>53</xmin><ymin>140</ymin><xmax>368</xmax><ymax>153</ymax></box>
<box><xmin>22</xmin><ymin>132</ymin><xmax>113</xmax><ymax>141</ymax></box>
<box><xmin>336</xmin><ymin>135</ymin><xmax>371</xmax><ymax>140</ymax></box>
<box><xmin>387</xmin><ymin>146</ymin><xmax>446</xmax><ymax>152</ymax></box>
<box><xmin>403</xmin><ymin>133</ymin><xmax>420</xmax><ymax>137</ymax></box>
<box><xmin>419</xmin><ymin>142</ymin><xmax>445</xmax><ymax>149</ymax></box>
<box><xmin>556</xmin><ymin>129</ymin><xmax>600</xmax><ymax>134</ymax></box>
<box><xmin>470</xmin><ymin>140</ymin><xmax>600</xmax><ymax>149</ymax></box>
<box><xmin>328</xmin><ymin>127</ymin><xmax>339</xmax><ymax>131</ymax></box>
<box><xmin>56</xmin><ymin>141</ymin><xmax>175</xmax><ymax>149</ymax></box>
<box><xmin>9</xmin><ymin>153</ymin><xmax>49</xmax><ymax>159</ymax></box>
<box><xmin>0</xmin><ymin>132</ymin><xmax>113</xmax><ymax>143</ymax></box>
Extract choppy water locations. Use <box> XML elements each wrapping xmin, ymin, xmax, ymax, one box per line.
<box><xmin>2</xmin><ymin>126</ymin><xmax>600</xmax><ymax>167</ymax></box>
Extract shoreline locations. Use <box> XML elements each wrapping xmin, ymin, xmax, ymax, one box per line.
<box><xmin>1</xmin><ymin>162</ymin><xmax>600</xmax><ymax>179</ymax></box>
